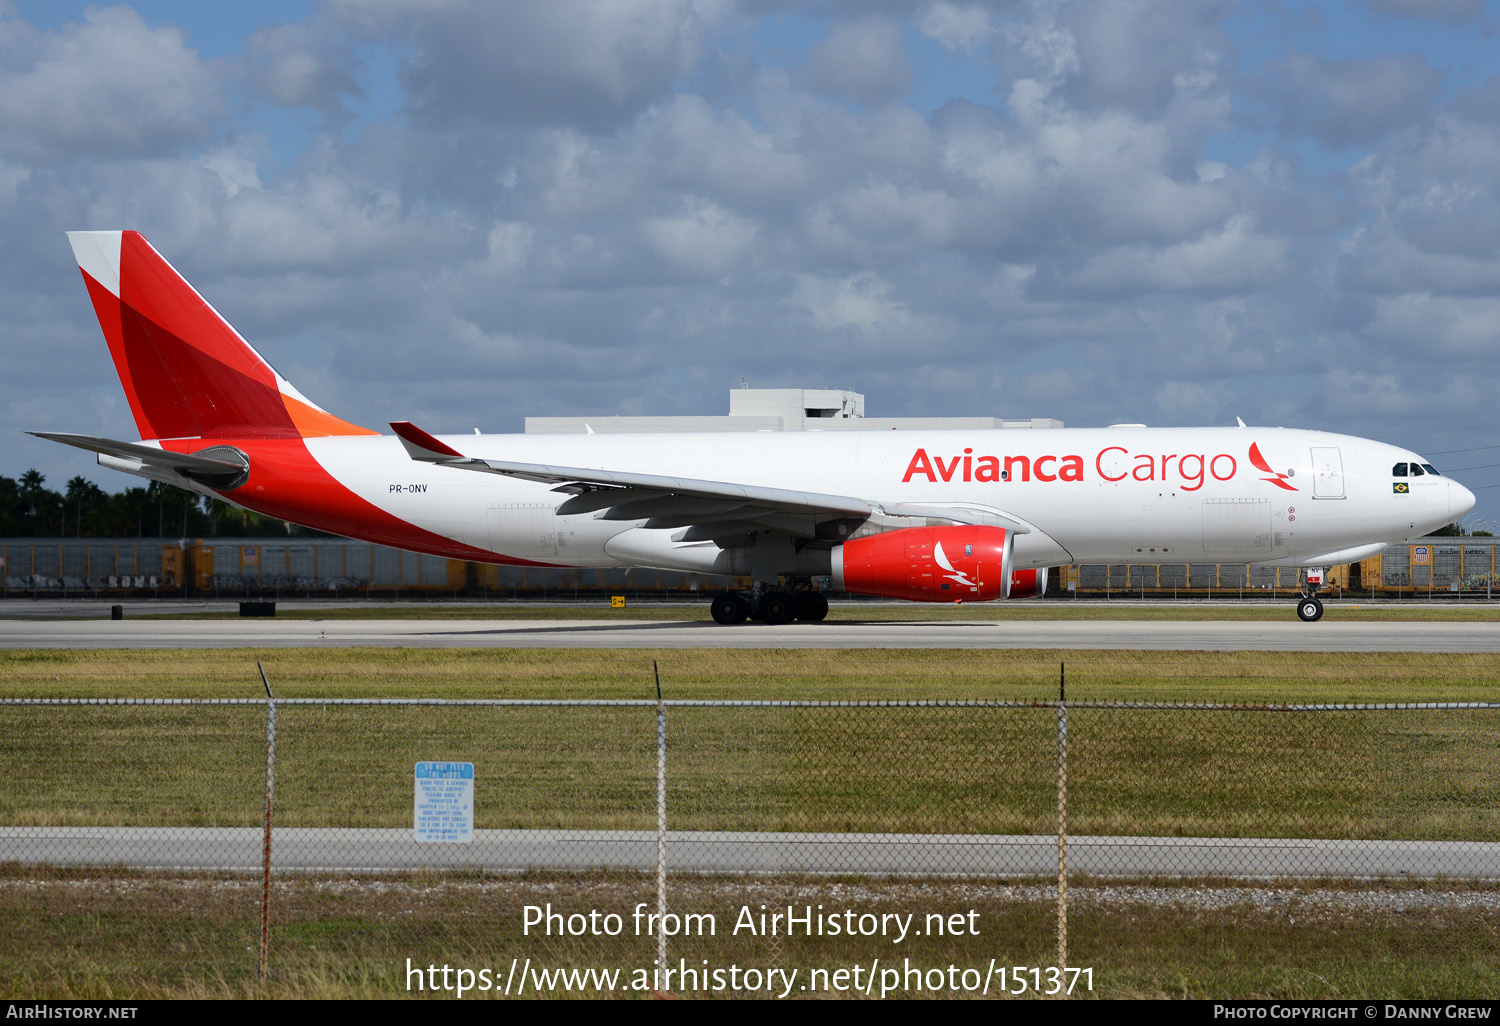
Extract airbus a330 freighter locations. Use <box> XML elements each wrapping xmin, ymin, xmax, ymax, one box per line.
<box><xmin>36</xmin><ymin>231</ymin><xmax>1476</xmax><ymax>623</ymax></box>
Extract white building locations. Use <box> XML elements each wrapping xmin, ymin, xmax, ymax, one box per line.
<box><xmin>525</xmin><ymin>388</ymin><xmax>1062</xmax><ymax>434</ymax></box>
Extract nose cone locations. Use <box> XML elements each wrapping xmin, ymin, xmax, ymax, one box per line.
<box><xmin>1450</xmin><ymin>479</ymin><xmax>1477</xmax><ymax>520</ymax></box>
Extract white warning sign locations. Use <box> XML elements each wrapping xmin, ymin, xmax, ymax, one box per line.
<box><xmin>413</xmin><ymin>761</ymin><xmax>474</xmax><ymax>843</ymax></box>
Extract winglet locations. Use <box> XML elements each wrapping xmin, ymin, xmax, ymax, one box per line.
<box><xmin>1236</xmin><ymin>416</ymin><xmax>1247</xmax><ymax>428</ymax></box>
<box><xmin>390</xmin><ymin>421</ymin><xmax>467</xmax><ymax>461</ymax></box>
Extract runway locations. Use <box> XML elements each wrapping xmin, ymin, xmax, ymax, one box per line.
<box><xmin>2</xmin><ymin>615</ymin><xmax>1499</xmax><ymax>651</ymax></box>
<box><xmin>2</xmin><ymin>826</ymin><xmax>1493</xmax><ymax>879</ymax></box>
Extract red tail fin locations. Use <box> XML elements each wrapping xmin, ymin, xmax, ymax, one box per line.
<box><xmin>67</xmin><ymin>230</ymin><xmax>374</xmax><ymax>441</ymax></box>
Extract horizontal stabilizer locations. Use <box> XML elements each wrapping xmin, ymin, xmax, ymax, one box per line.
<box><xmin>30</xmin><ymin>431</ymin><xmax>249</xmax><ymax>488</ymax></box>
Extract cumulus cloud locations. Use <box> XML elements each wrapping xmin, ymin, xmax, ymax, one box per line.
<box><xmin>916</xmin><ymin>2</ymin><xmax>995</xmax><ymax>53</ymax></box>
<box><xmin>333</xmin><ymin>0</ymin><xmax>726</xmax><ymax>129</ymax></box>
<box><xmin>1358</xmin><ymin>0</ymin><xmax>1487</xmax><ymax>23</ymax></box>
<box><xmin>246</xmin><ymin>22</ymin><xmax>359</xmax><ymax>110</ymax></box>
<box><xmin>643</xmin><ymin>198</ymin><xmax>760</xmax><ymax>278</ymax></box>
<box><xmin>1265</xmin><ymin>52</ymin><xmax>1442</xmax><ymax>149</ymax></box>
<box><xmin>1002</xmin><ymin>0</ymin><xmax>1233</xmax><ymax>116</ymax></box>
<box><xmin>793</xmin><ymin>271</ymin><xmax>908</xmax><ymax>332</ymax></box>
<box><xmin>1340</xmin><ymin>112</ymin><xmax>1500</xmax><ymax>301</ymax></box>
<box><xmin>0</xmin><ymin>6</ymin><xmax>220</xmax><ymax>161</ymax></box>
<box><xmin>5</xmin><ymin>0</ymin><xmax>1500</xmax><ymax>501</ymax></box>
<box><xmin>1363</xmin><ymin>293</ymin><xmax>1500</xmax><ymax>357</ymax></box>
<box><xmin>802</xmin><ymin>17</ymin><xmax>912</xmax><ymax>105</ymax></box>
<box><xmin>1062</xmin><ymin>215</ymin><xmax>1288</xmax><ymax>297</ymax></box>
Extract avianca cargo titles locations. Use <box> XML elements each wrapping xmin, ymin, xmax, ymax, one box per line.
<box><xmin>38</xmin><ymin>231</ymin><xmax>1476</xmax><ymax>624</ymax></box>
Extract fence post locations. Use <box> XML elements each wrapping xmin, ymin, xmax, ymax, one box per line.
<box><xmin>654</xmin><ymin>661</ymin><xmax>669</xmax><ymax>992</ymax></box>
<box><xmin>1056</xmin><ymin>661</ymin><xmax>1068</xmax><ymax>987</ymax></box>
<box><xmin>258</xmin><ymin>662</ymin><xmax>276</xmax><ymax>986</ymax></box>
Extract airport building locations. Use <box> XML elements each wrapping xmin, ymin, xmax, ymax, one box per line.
<box><xmin>525</xmin><ymin>387</ymin><xmax>1064</xmax><ymax>434</ymax></box>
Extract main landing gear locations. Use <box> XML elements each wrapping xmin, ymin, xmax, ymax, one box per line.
<box><xmin>1296</xmin><ymin>566</ymin><xmax>1325</xmax><ymax>622</ymax></box>
<box><xmin>709</xmin><ymin>585</ymin><xmax>829</xmax><ymax>625</ymax></box>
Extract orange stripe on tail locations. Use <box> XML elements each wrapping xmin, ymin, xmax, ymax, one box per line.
<box><xmin>68</xmin><ymin>230</ymin><xmax>373</xmax><ymax>441</ymax></box>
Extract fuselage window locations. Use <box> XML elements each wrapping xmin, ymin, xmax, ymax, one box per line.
<box><xmin>1392</xmin><ymin>463</ymin><xmax>1408</xmax><ymax>476</ymax></box>
<box><xmin>1422</xmin><ymin>464</ymin><xmax>1440</xmax><ymax>476</ymax></box>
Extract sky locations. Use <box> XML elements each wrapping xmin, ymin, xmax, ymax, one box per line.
<box><xmin>2</xmin><ymin>0</ymin><xmax>1498</xmax><ymax>525</ymax></box>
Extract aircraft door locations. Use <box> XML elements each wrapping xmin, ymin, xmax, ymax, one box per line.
<box><xmin>1310</xmin><ymin>447</ymin><xmax>1344</xmax><ymax>499</ymax></box>
<box><xmin>1201</xmin><ymin>498</ymin><xmax>1273</xmax><ymax>558</ymax></box>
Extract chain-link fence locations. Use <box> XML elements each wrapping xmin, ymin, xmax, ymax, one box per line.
<box><xmin>1</xmin><ymin>696</ymin><xmax>1497</xmax><ymax>999</ymax></box>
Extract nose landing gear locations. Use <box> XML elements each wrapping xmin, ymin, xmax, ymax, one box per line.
<box><xmin>1295</xmin><ymin>567</ymin><xmax>1325</xmax><ymax>622</ymax></box>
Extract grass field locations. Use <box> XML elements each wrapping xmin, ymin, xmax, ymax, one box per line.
<box><xmin>3</xmin><ymin>647</ymin><xmax>1497</xmax><ymax>833</ymax></box>
<box><xmin>3</xmin><ymin>870</ymin><xmax>1497</xmax><ymax>1000</ymax></box>
<box><xmin>2</xmin><ymin>643</ymin><xmax>1498</xmax><ymax>999</ymax></box>
<box><xmin>3</xmin><ymin>646</ymin><xmax>1499</xmax><ymax>702</ymax></box>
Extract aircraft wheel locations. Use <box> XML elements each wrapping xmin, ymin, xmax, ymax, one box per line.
<box><xmin>794</xmin><ymin>592</ymin><xmax>829</xmax><ymax>622</ymax></box>
<box><xmin>760</xmin><ymin>592</ymin><xmax>795</xmax><ymax>625</ymax></box>
<box><xmin>710</xmin><ymin>592</ymin><xmax>749</xmax><ymax>625</ymax></box>
<box><xmin>1296</xmin><ymin>597</ymin><xmax>1323</xmax><ymax>622</ymax></box>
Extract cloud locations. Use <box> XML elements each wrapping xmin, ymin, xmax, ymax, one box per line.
<box><xmin>1264</xmin><ymin>52</ymin><xmax>1441</xmax><ymax>149</ymax></box>
<box><xmin>643</xmin><ymin>197</ymin><xmax>760</xmax><ymax>278</ymax></box>
<box><xmin>1062</xmin><ymin>215</ymin><xmax>1288</xmax><ymax>297</ymax></box>
<box><xmin>245</xmin><ymin>22</ymin><xmax>359</xmax><ymax>110</ymax></box>
<box><xmin>0</xmin><ymin>6</ymin><xmax>220</xmax><ymax>161</ymax></box>
<box><xmin>1358</xmin><ymin>0</ymin><xmax>1487</xmax><ymax>23</ymax></box>
<box><xmin>802</xmin><ymin>17</ymin><xmax>912</xmax><ymax>105</ymax></box>
<box><xmin>332</xmin><ymin>0</ymin><xmax>726</xmax><ymax>130</ymax></box>
<box><xmin>1340</xmin><ymin>113</ymin><xmax>1500</xmax><ymax>297</ymax></box>
<box><xmin>4</xmin><ymin>0</ymin><xmax>1499</xmax><ymax>505</ymax></box>
<box><xmin>793</xmin><ymin>272</ymin><xmax>907</xmax><ymax>332</ymax></box>
<box><xmin>916</xmin><ymin>2</ymin><xmax>995</xmax><ymax>53</ymax></box>
<box><xmin>1002</xmin><ymin>0</ymin><xmax>1233</xmax><ymax>117</ymax></box>
<box><xmin>1363</xmin><ymin>293</ymin><xmax>1500</xmax><ymax>358</ymax></box>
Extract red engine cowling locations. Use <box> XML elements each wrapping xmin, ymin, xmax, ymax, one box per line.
<box><xmin>833</xmin><ymin>525</ymin><xmax>1044</xmax><ymax>602</ymax></box>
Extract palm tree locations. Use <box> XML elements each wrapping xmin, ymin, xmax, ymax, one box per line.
<box><xmin>65</xmin><ymin>476</ymin><xmax>91</xmax><ymax>536</ymax></box>
<box><xmin>19</xmin><ymin>469</ymin><xmax>44</xmax><ymax>518</ymax></box>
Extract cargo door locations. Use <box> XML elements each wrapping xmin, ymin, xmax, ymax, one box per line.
<box><xmin>487</xmin><ymin>504</ymin><xmax>559</xmax><ymax>557</ymax></box>
<box><xmin>1201</xmin><ymin>498</ymin><xmax>1272</xmax><ymax>558</ymax></box>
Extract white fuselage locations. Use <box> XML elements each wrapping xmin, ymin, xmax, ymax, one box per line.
<box><xmin>294</xmin><ymin>425</ymin><xmax>1473</xmax><ymax>576</ymax></box>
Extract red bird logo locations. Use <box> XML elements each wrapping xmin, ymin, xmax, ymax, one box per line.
<box><xmin>1249</xmin><ymin>442</ymin><xmax>1297</xmax><ymax>491</ymax></box>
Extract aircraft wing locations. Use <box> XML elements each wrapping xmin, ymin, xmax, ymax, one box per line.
<box><xmin>390</xmin><ymin>421</ymin><xmax>1046</xmax><ymax>545</ymax></box>
<box><xmin>391</xmin><ymin>421</ymin><xmax>877</xmax><ymax>529</ymax></box>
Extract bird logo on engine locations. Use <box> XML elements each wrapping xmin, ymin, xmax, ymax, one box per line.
<box><xmin>933</xmin><ymin>541</ymin><xmax>979</xmax><ymax>590</ymax></box>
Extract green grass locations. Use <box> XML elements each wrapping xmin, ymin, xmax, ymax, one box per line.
<box><xmin>2</xmin><ymin>647</ymin><xmax>1499</xmax><ymax>999</ymax></box>
<box><xmin>3</xmin><ymin>646</ymin><xmax>1500</xmax><ymax>703</ymax></box>
<box><xmin>2</xmin><ymin>872</ymin><xmax>1496</xmax><ymax>999</ymax></box>
<box><xmin>3</xmin><ymin>648</ymin><xmax>1498</xmax><ymax>835</ymax></box>
<box><xmin>3</xmin><ymin>698</ymin><xmax>1494</xmax><ymax>839</ymax></box>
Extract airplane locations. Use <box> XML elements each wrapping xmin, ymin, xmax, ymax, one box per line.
<box><xmin>35</xmin><ymin>230</ymin><xmax>1477</xmax><ymax>624</ymax></box>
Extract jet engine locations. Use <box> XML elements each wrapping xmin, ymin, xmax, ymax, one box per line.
<box><xmin>831</xmin><ymin>525</ymin><xmax>1047</xmax><ymax>601</ymax></box>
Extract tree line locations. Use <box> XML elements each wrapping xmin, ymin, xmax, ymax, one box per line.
<box><xmin>0</xmin><ymin>470</ymin><xmax>324</xmax><ymax>538</ymax></box>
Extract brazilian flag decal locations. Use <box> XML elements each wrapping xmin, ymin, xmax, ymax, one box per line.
<box><xmin>1394</xmin><ymin>482</ymin><xmax>1410</xmax><ymax>493</ymax></box>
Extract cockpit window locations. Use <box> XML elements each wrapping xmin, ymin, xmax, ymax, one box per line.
<box><xmin>1409</xmin><ymin>464</ymin><xmax>1425</xmax><ymax>477</ymax></box>
<box><xmin>1422</xmin><ymin>463</ymin><xmax>1440</xmax><ymax>476</ymax></box>
<box><xmin>1392</xmin><ymin>463</ymin><xmax>1408</xmax><ymax>477</ymax></box>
